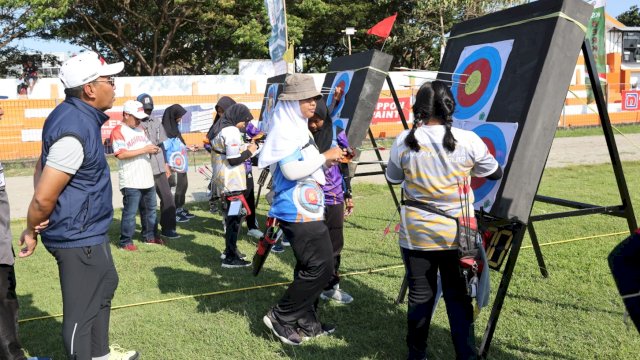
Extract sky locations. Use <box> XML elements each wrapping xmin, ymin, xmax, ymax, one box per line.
<box><xmin>10</xmin><ymin>0</ymin><xmax>639</xmax><ymax>54</ymax></box>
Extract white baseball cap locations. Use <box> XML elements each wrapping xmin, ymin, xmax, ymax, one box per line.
<box><xmin>59</xmin><ymin>51</ymin><xmax>124</xmax><ymax>89</ymax></box>
<box><xmin>123</xmin><ymin>100</ymin><xmax>148</xmax><ymax>119</ymax></box>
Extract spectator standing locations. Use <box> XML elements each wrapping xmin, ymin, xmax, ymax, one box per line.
<box><xmin>0</xmin><ymin>107</ymin><xmax>52</xmax><ymax>360</ymax></box>
<box><xmin>111</xmin><ymin>100</ymin><xmax>164</xmax><ymax>250</ymax></box>
<box><xmin>18</xmin><ymin>51</ymin><xmax>138</xmax><ymax>360</ymax></box>
<box><xmin>23</xmin><ymin>60</ymin><xmax>38</xmax><ymax>93</ymax></box>
<box><xmin>162</xmin><ymin>104</ymin><xmax>195</xmax><ymax>222</ymax></box>
<box><xmin>136</xmin><ymin>93</ymin><xmax>180</xmax><ymax>238</ymax></box>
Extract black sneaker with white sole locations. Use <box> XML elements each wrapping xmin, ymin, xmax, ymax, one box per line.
<box><xmin>220</xmin><ymin>251</ymin><xmax>247</xmax><ymax>260</ymax></box>
<box><xmin>176</xmin><ymin>213</ymin><xmax>189</xmax><ymax>223</ymax></box>
<box><xmin>221</xmin><ymin>257</ymin><xmax>251</xmax><ymax>268</ymax></box>
<box><xmin>298</xmin><ymin>322</ymin><xmax>336</xmax><ymax>341</ymax></box>
<box><xmin>263</xmin><ymin>309</ymin><xmax>302</xmax><ymax>345</ymax></box>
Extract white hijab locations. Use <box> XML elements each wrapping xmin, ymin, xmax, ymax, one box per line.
<box><xmin>258</xmin><ymin>100</ymin><xmax>311</xmax><ymax>169</ymax></box>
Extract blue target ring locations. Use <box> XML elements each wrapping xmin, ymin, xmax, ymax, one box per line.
<box><xmin>451</xmin><ymin>46</ymin><xmax>502</xmax><ymax>120</ymax></box>
<box><xmin>264</xmin><ymin>83</ymin><xmax>280</xmax><ymax>121</ymax></box>
<box><xmin>471</xmin><ymin>123</ymin><xmax>506</xmax><ymax>201</ymax></box>
<box><xmin>326</xmin><ymin>71</ymin><xmax>352</xmax><ymax>118</ymax></box>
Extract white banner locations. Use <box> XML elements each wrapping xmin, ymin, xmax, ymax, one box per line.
<box><xmin>264</xmin><ymin>0</ymin><xmax>287</xmax><ymax>63</ymax></box>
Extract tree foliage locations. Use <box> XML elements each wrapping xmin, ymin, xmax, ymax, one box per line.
<box><xmin>37</xmin><ymin>0</ymin><xmax>269</xmax><ymax>75</ymax></box>
<box><xmin>2</xmin><ymin>0</ymin><xmax>527</xmax><ymax>76</ymax></box>
<box><xmin>617</xmin><ymin>5</ymin><xmax>640</xmax><ymax>27</ymax></box>
<box><xmin>287</xmin><ymin>0</ymin><xmax>526</xmax><ymax>72</ymax></box>
<box><xmin>0</xmin><ymin>0</ymin><xmax>64</xmax><ymax>76</ymax></box>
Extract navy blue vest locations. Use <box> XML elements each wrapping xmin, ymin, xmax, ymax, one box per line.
<box><xmin>40</xmin><ymin>97</ymin><xmax>113</xmax><ymax>249</ymax></box>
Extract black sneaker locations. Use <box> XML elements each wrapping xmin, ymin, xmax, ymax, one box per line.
<box><xmin>263</xmin><ymin>310</ymin><xmax>302</xmax><ymax>346</ymax></box>
<box><xmin>160</xmin><ymin>229</ymin><xmax>180</xmax><ymax>239</ymax></box>
<box><xmin>176</xmin><ymin>213</ymin><xmax>189</xmax><ymax>223</ymax></box>
<box><xmin>220</xmin><ymin>251</ymin><xmax>247</xmax><ymax>260</ymax></box>
<box><xmin>271</xmin><ymin>243</ymin><xmax>285</xmax><ymax>254</ymax></box>
<box><xmin>298</xmin><ymin>322</ymin><xmax>336</xmax><ymax>341</ymax></box>
<box><xmin>221</xmin><ymin>256</ymin><xmax>251</xmax><ymax>268</ymax></box>
<box><xmin>181</xmin><ymin>208</ymin><xmax>196</xmax><ymax>219</ymax></box>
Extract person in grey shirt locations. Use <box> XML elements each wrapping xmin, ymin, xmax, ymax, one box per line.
<box><xmin>136</xmin><ymin>93</ymin><xmax>181</xmax><ymax>238</ymax></box>
<box><xmin>0</xmin><ymin>111</ymin><xmax>49</xmax><ymax>360</ymax></box>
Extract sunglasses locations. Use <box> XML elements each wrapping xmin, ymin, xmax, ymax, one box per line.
<box><xmin>92</xmin><ymin>77</ymin><xmax>115</xmax><ymax>87</ymax></box>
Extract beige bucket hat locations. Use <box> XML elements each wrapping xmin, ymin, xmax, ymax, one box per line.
<box><xmin>278</xmin><ymin>73</ymin><xmax>322</xmax><ymax>101</ymax></box>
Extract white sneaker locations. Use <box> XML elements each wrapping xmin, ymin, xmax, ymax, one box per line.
<box><xmin>320</xmin><ymin>285</ymin><xmax>353</xmax><ymax>304</ymax></box>
<box><xmin>247</xmin><ymin>228</ymin><xmax>264</xmax><ymax>239</ymax></box>
<box><xmin>109</xmin><ymin>344</ymin><xmax>139</xmax><ymax>360</ymax></box>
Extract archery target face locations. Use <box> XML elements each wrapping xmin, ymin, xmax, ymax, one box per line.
<box><xmin>453</xmin><ymin>120</ymin><xmax>518</xmax><ymax>211</ymax></box>
<box><xmin>326</xmin><ymin>71</ymin><xmax>354</xmax><ymax>129</ymax></box>
<box><xmin>261</xmin><ymin>83</ymin><xmax>281</xmax><ymax>133</ymax></box>
<box><xmin>451</xmin><ymin>40</ymin><xmax>513</xmax><ymax>122</ymax></box>
<box><xmin>292</xmin><ymin>180</ymin><xmax>325</xmax><ymax>218</ymax></box>
<box><xmin>170</xmin><ymin>152</ymin><xmax>187</xmax><ymax>173</ymax></box>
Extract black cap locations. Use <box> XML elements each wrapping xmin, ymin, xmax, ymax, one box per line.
<box><xmin>137</xmin><ymin>93</ymin><xmax>154</xmax><ymax>111</ymax></box>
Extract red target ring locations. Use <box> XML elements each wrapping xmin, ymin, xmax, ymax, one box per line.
<box><xmin>470</xmin><ymin>136</ymin><xmax>496</xmax><ymax>191</ymax></box>
<box><xmin>457</xmin><ymin>59</ymin><xmax>492</xmax><ymax>107</ymax></box>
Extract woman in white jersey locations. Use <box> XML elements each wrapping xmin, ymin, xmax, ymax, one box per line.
<box><xmin>385</xmin><ymin>81</ymin><xmax>502</xmax><ymax>360</ymax></box>
<box><xmin>258</xmin><ymin>74</ymin><xmax>345</xmax><ymax>346</ymax></box>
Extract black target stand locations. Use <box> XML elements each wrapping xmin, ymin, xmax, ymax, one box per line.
<box><xmin>394</xmin><ymin>40</ymin><xmax>637</xmax><ymax>359</ymax></box>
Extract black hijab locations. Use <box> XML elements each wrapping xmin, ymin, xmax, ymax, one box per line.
<box><xmin>214</xmin><ymin>103</ymin><xmax>253</xmax><ymax>137</ymax></box>
<box><xmin>312</xmin><ymin>101</ymin><xmax>336</xmax><ymax>153</ymax></box>
<box><xmin>207</xmin><ymin>96</ymin><xmax>237</xmax><ymax>141</ymax></box>
<box><xmin>162</xmin><ymin>104</ymin><xmax>187</xmax><ymax>143</ymax></box>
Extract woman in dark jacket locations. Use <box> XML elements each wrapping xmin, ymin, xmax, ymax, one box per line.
<box><xmin>162</xmin><ymin>104</ymin><xmax>193</xmax><ymax>222</ymax></box>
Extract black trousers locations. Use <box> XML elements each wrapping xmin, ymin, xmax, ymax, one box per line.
<box><xmin>401</xmin><ymin>248</ymin><xmax>476</xmax><ymax>360</ymax></box>
<box><xmin>244</xmin><ymin>173</ymin><xmax>258</xmax><ymax>230</ymax></box>
<box><xmin>223</xmin><ymin>195</ymin><xmax>242</xmax><ymax>259</ymax></box>
<box><xmin>272</xmin><ymin>221</ymin><xmax>333</xmax><ymax>329</ymax></box>
<box><xmin>48</xmin><ymin>241</ymin><xmax>119</xmax><ymax>360</ymax></box>
<box><xmin>324</xmin><ymin>203</ymin><xmax>344</xmax><ymax>290</ymax></box>
<box><xmin>0</xmin><ymin>264</ymin><xmax>26</xmax><ymax>360</ymax></box>
<box><xmin>154</xmin><ymin>173</ymin><xmax>176</xmax><ymax>232</ymax></box>
<box><xmin>174</xmin><ymin>172</ymin><xmax>189</xmax><ymax>209</ymax></box>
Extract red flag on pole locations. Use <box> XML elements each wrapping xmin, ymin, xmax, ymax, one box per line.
<box><xmin>366</xmin><ymin>13</ymin><xmax>397</xmax><ymax>40</ymax></box>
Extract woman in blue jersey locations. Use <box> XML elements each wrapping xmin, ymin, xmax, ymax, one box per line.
<box><xmin>385</xmin><ymin>81</ymin><xmax>502</xmax><ymax>360</ymax></box>
<box><xmin>258</xmin><ymin>74</ymin><xmax>345</xmax><ymax>345</ymax></box>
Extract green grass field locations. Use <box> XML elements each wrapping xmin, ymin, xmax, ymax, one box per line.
<box><xmin>555</xmin><ymin>123</ymin><xmax>640</xmax><ymax>138</ymax></box>
<box><xmin>9</xmin><ymin>161</ymin><xmax>640</xmax><ymax>359</ymax></box>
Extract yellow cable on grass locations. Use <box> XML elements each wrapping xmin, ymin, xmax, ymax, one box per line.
<box><xmin>18</xmin><ymin>265</ymin><xmax>405</xmax><ymax>323</ymax></box>
<box><xmin>18</xmin><ymin>233</ymin><xmax>625</xmax><ymax>324</ymax></box>
<box><xmin>522</xmin><ymin>231</ymin><xmax>627</xmax><ymax>249</ymax></box>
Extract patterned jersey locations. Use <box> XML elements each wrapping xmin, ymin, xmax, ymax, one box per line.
<box><xmin>268</xmin><ymin>145</ymin><xmax>325</xmax><ymax>223</ymax></box>
<box><xmin>389</xmin><ymin>126</ymin><xmax>498</xmax><ymax>251</ymax></box>
<box><xmin>111</xmin><ymin>124</ymin><xmax>154</xmax><ymax>190</ymax></box>
<box><xmin>212</xmin><ymin>126</ymin><xmax>247</xmax><ymax>194</ymax></box>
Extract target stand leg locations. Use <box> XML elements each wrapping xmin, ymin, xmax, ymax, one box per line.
<box><xmin>395</xmin><ymin>273</ymin><xmax>408</xmax><ymax>304</ymax></box>
<box><xmin>527</xmin><ymin>222</ymin><xmax>549</xmax><ymax>278</ymax></box>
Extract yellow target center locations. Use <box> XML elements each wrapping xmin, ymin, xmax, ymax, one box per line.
<box><xmin>464</xmin><ymin>70</ymin><xmax>482</xmax><ymax>95</ymax></box>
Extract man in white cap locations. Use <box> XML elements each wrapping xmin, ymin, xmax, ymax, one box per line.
<box><xmin>19</xmin><ymin>51</ymin><xmax>138</xmax><ymax>360</ymax></box>
<box><xmin>111</xmin><ymin>100</ymin><xmax>163</xmax><ymax>250</ymax></box>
